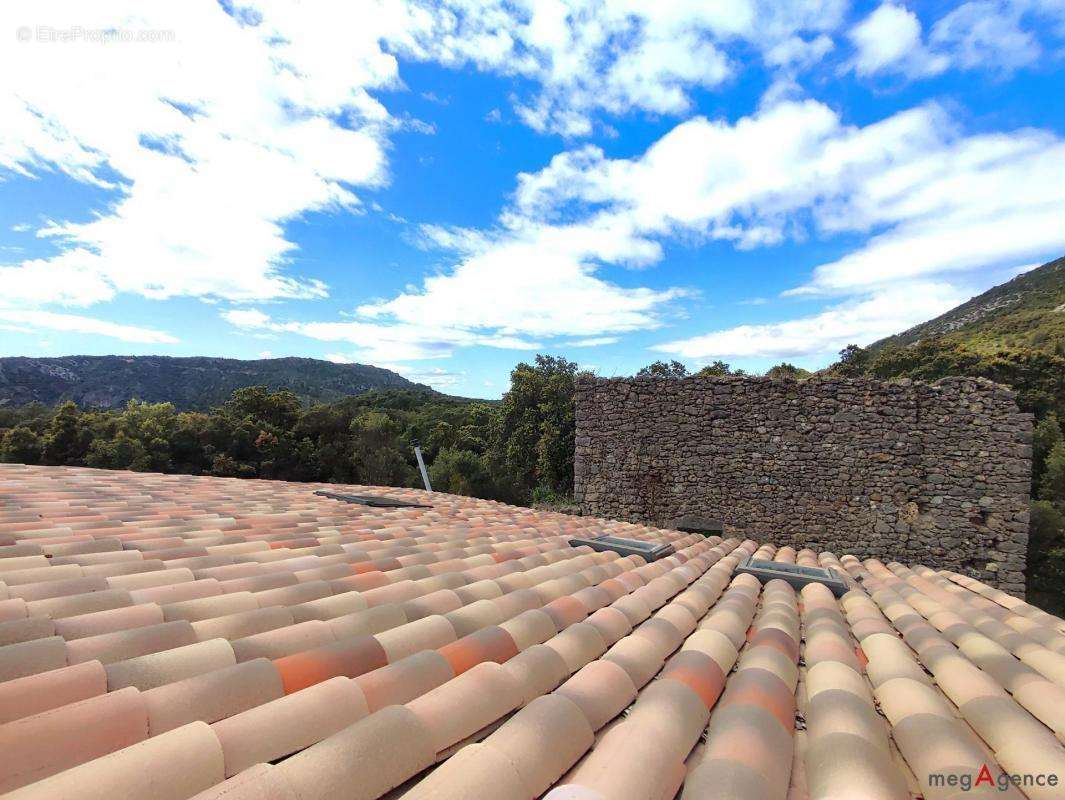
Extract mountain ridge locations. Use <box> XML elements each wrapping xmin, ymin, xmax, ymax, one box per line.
<box><xmin>867</xmin><ymin>255</ymin><xmax>1065</xmax><ymax>355</ymax></box>
<box><xmin>0</xmin><ymin>355</ymin><xmax>434</xmax><ymax>410</ymax></box>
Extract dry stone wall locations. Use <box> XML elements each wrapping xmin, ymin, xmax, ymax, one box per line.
<box><xmin>574</xmin><ymin>375</ymin><xmax>1033</xmax><ymax>595</ymax></box>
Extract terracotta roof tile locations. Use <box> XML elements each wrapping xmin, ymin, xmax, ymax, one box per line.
<box><xmin>189</xmin><ymin>606</ymin><xmax>293</xmax><ymax>642</ymax></box>
<box><xmin>230</xmin><ymin>619</ymin><xmax>335</xmax><ymax>662</ymax></box>
<box><xmin>104</xmin><ymin>638</ymin><xmax>236</xmax><ymax>691</ymax></box>
<box><xmin>185</xmin><ymin>763</ymin><xmax>297</xmax><ymax>800</ymax></box>
<box><xmin>1</xmin><ymin>720</ymin><xmax>224</xmax><ymax>800</ymax></box>
<box><xmin>0</xmin><ymin>635</ymin><xmax>68</xmax><ymax>680</ymax></box>
<box><xmin>0</xmin><ymin>685</ymin><xmax>148</xmax><ymax>792</ymax></box>
<box><xmin>375</xmin><ymin>614</ymin><xmax>457</xmax><ymax>662</ymax></box>
<box><xmin>273</xmin><ymin>705</ymin><xmax>434</xmax><ymax>800</ymax></box>
<box><xmin>327</xmin><ymin>603</ymin><xmax>407</xmax><ymax>639</ymax></box>
<box><xmin>3</xmin><ymin>464</ymin><xmax>1064</xmax><ymax>799</ymax></box>
<box><xmin>0</xmin><ymin>659</ymin><xmax>107</xmax><ymax>724</ymax></box>
<box><xmin>273</xmin><ymin>634</ymin><xmax>388</xmax><ymax>693</ymax></box>
<box><xmin>407</xmin><ymin>661</ymin><xmax>522</xmax><ymax>753</ymax></box>
<box><xmin>65</xmin><ymin>619</ymin><xmax>198</xmax><ymax>665</ymax></box>
<box><xmin>355</xmin><ymin>649</ymin><xmax>454</xmax><ymax>712</ymax></box>
<box><xmin>0</xmin><ymin>615</ymin><xmax>55</xmax><ymax>647</ymax></box>
<box><xmin>25</xmin><ymin>587</ymin><xmax>133</xmax><ymax>619</ymax></box>
<box><xmin>142</xmin><ymin>657</ymin><xmax>284</xmax><ymax>734</ymax></box>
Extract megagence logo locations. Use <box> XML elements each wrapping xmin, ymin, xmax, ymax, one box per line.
<box><xmin>928</xmin><ymin>764</ymin><xmax>1059</xmax><ymax>793</ymax></box>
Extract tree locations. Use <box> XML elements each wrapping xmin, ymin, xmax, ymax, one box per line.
<box><xmin>41</xmin><ymin>402</ymin><xmax>88</xmax><ymax>465</ymax></box>
<box><xmin>696</xmin><ymin>360</ymin><xmax>740</xmax><ymax>377</ymax></box>
<box><xmin>636</xmin><ymin>360</ymin><xmax>689</xmax><ymax>379</ymax></box>
<box><xmin>0</xmin><ymin>426</ymin><xmax>42</xmax><ymax>464</ymax></box>
<box><xmin>223</xmin><ymin>386</ymin><xmax>301</xmax><ymax>429</ymax></box>
<box><xmin>835</xmin><ymin>344</ymin><xmax>871</xmax><ymax>376</ymax></box>
<box><xmin>1029</xmin><ymin>500</ymin><xmax>1065</xmax><ymax>578</ymax></box>
<box><xmin>349</xmin><ymin>411</ymin><xmax>413</xmax><ymax>486</ymax></box>
<box><xmin>1034</xmin><ymin>413</ymin><xmax>1063</xmax><ymax>479</ymax></box>
<box><xmin>85</xmin><ymin>432</ymin><xmax>147</xmax><ymax>471</ymax></box>
<box><xmin>765</xmin><ymin>363</ymin><xmax>810</xmax><ymax>380</ymax></box>
<box><xmin>429</xmin><ymin>448</ymin><xmax>493</xmax><ymax>497</ymax></box>
<box><xmin>490</xmin><ymin>355</ymin><xmax>578</xmax><ymax>503</ymax></box>
<box><xmin>1039</xmin><ymin>442</ymin><xmax>1065</xmax><ymax>506</ymax></box>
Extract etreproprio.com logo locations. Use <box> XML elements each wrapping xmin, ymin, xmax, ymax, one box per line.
<box><xmin>929</xmin><ymin>764</ymin><xmax>1059</xmax><ymax>793</ymax></box>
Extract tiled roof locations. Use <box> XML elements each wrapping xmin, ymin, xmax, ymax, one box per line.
<box><xmin>1</xmin><ymin>463</ymin><xmax>1064</xmax><ymax>799</ymax></box>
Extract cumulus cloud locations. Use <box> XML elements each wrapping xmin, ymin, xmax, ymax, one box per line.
<box><xmin>653</xmin><ymin>282</ymin><xmax>965</xmax><ymax>360</ymax></box>
<box><xmin>847</xmin><ymin>3</ymin><xmax>943</xmax><ymax>77</ymax></box>
<box><xmin>288</xmin><ymin>96</ymin><xmax>1063</xmax><ymax>362</ymax></box>
<box><xmin>0</xmin><ymin>1</ymin><xmax>403</xmax><ymax>310</ymax></box>
<box><xmin>4</xmin><ymin>0</ymin><xmax>1063</xmax><ymax>366</ymax></box>
<box><xmin>393</xmin><ymin>0</ymin><xmax>848</xmax><ymax>135</ymax></box>
<box><xmin>847</xmin><ymin>1</ymin><xmax>1056</xmax><ymax>79</ymax></box>
<box><xmin>0</xmin><ymin>310</ymin><xmax>177</xmax><ymax>343</ymax></box>
<box><xmin>498</xmin><ymin>99</ymin><xmax>1065</xmax><ymax>296</ymax></box>
<box><xmin>567</xmin><ymin>337</ymin><xmax>620</xmax><ymax>347</ymax></box>
<box><xmin>930</xmin><ymin>1</ymin><xmax>1042</xmax><ymax>71</ymax></box>
<box><xmin>325</xmin><ymin>352</ymin><xmax>463</xmax><ymax>387</ymax></box>
<box><xmin>222</xmin><ymin>308</ymin><xmax>540</xmax><ymax>364</ymax></box>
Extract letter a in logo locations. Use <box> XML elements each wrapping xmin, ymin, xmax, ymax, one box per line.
<box><xmin>975</xmin><ymin>764</ymin><xmax>994</xmax><ymax>786</ymax></box>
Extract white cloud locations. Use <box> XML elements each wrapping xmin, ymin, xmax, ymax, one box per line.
<box><xmin>765</xmin><ymin>34</ymin><xmax>835</xmax><ymax>69</ymax></box>
<box><xmin>221</xmin><ymin>308</ymin><xmax>540</xmax><ymax>363</ymax></box>
<box><xmin>0</xmin><ymin>1</ymin><xmax>404</xmax><ymax>310</ymax></box>
<box><xmin>847</xmin><ymin>0</ymin><xmax>1053</xmax><ymax>79</ymax></box>
<box><xmin>383</xmin><ymin>364</ymin><xmax>465</xmax><ymax>389</ymax></box>
<box><xmin>499</xmin><ymin>98</ymin><xmax>1065</xmax><ymax>297</ymax></box>
<box><xmin>796</xmin><ymin>128</ymin><xmax>1065</xmax><ymax>294</ymax></box>
<box><xmin>930</xmin><ymin>1</ymin><xmax>1041</xmax><ymax>71</ymax></box>
<box><xmin>326</xmin><ymin>353</ymin><xmax>463</xmax><ymax>389</ymax></box>
<box><xmin>359</xmin><ymin>228</ymin><xmax>687</xmax><ymax>339</ymax></box>
<box><xmin>0</xmin><ymin>310</ymin><xmax>177</xmax><ymax>343</ymax></box>
<box><xmin>306</xmin><ymin>96</ymin><xmax>1063</xmax><ymax>363</ymax></box>
<box><xmin>847</xmin><ymin>3</ymin><xmax>941</xmax><ymax>76</ymax></box>
<box><xmin>654</xmin><ymin>282</ymin><xmax>965</xmax><ymax>360</ymax></box>
<box><xmin>567</xmin><ymin>337</ymin><xmax>620</xmax><ymax>347</ymax></box>
<box><xmin>222</xmin><ymin>309</ymin><xmax>274</xmax><ymax>329</ymax></box>
<box><xmin>393</xmin><ymin>0</ymin><xmax>849</xmax><ymax>135</ymax></box>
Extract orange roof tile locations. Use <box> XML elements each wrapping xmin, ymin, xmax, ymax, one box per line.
<box><xmin>1</xmin><ymin>463</ymin><xmax>1064</xmax><ymax>799</ymax></box>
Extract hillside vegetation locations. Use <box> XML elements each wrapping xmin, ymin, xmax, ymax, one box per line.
<box><xmin>831</xmin><ymin>255</ymin><xmax>1065</xmax><ymax>608</ymax></box>
<box><xmin>0</xmin><ymin>355</ymin><xmax>429</xmax><ymax>410</ymax></box>
<box><xmin>0</xmin><ymin>356</ymin><xmax>580</xmax><ymax>508</ymax></box>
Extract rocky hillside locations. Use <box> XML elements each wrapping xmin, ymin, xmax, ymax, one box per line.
<box><xmin>0</xmin><ymin>356</ymin><xmax>430</xmax><ymax>410</ymax></box>
<box><xmin>868</xmin><ymin>255</ymin><xmax>1065</xmax><ymax>355</ymax></box>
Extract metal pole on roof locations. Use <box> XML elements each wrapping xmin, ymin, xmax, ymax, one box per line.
<box><xmin>412</xmin><ymin>441</ymin><xmax>433</xmax><ymax>492</ymax></box>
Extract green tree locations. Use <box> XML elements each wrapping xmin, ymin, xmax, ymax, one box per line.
<box><xmin>350</xmin><ymin>411</ymin><xmax>413</xmax><ymax>486</ymax></box>
<box><xmin>835</xmin><ymin>344</ymin><xmax>870</xmax><ymax>376</ymax></box>
<box><xmin>429</xmin><ymin>448</ymin><xmax>493</xmax><ymax>497</ymax></box>
<box><xmin>765</xmin><ymin>363</ymin><xmax>810</xmax><ymax>380</ymax></box>
<box><xmin>223</xmin><ymin>386</ymin><xmax>302</xmax><ymax>429</ymax></box>
<box><xmin>1029</xmin><ymin>500</ymin><xmax>1065</xmax><ymax>582</ymax></box>
<box><xmin>636</xmin><ymin>360</ymin><xmax>689</xmax><ymax>378</ymax></box>
<box><xmin>696</xmin><ymin>360</ymin><xmax>742</xmax><ymax>376</ymax></box>
<box><xmin>1039</xmin><ymin>442</ymin><xmax>1065</xmax><ymax>506</ymax></box>
<box><xmin>490</xmin><ymin>355</ymin><xmax>579</xmax><ymax>503</ymax></box>
<box><xmin>0</xmin><ymin>426</ymin><xmax>42</xmax><ymax>464</ymax></box>
<box><xmin>1034</xmin><ymin>413</ymin><xmax>1063</xmax><ymax>479</ymax></box>
<box><xmin>41</xmin><ymin>402</ymin><xmax>89</xmax><ymax>465</ymax></box>
<box><xmin>85</xmin><ymin>432</ymin><xmax>147</xmax><ymax>471</ymax></box>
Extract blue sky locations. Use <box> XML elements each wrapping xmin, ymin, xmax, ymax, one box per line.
<box><xmin>1</xmin><ymin>1</ymin><xmax>1063</xmax><ymax>397</ymax></box>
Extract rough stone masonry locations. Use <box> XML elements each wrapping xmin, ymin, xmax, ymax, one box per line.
<box><xmin>574</xmin><ymin>375</ymin><xmax>1033</xmax><ymax>595</ymax></box>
